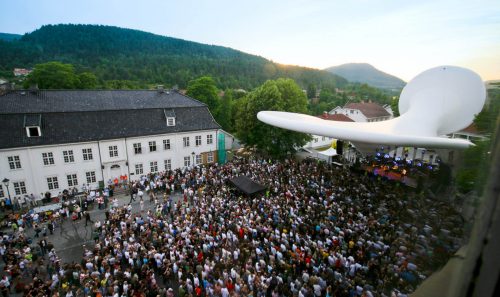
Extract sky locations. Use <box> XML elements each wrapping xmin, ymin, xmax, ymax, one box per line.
<box><xmin>1</xmin><ymin>0</ymin><xmax>499</xmax><ymax>81</ymax></box>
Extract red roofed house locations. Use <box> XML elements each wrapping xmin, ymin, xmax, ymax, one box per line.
<box><xmin>303</xmin><ymin>112</ymin><xmax>355</xmax><ymax>150</ymax></box>
<box><xmin>329</xmin><ymin>101</ymin><xmax>393</xmax><ymax>122</ymax></box>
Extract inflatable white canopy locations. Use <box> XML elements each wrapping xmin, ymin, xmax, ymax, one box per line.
<box><xmin>257</xmin><ymin>66</ymin><xmax>486</xmax><ymax>150</ymax></box>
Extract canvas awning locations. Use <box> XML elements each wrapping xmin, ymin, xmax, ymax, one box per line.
<box><xmin>229</xmin><ymin>175</ymin><xmax>267</xmax><ymax>196</ymax></box>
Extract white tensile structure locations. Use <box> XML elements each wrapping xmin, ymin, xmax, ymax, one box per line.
<box><xmin>258</xmin><ymin>66</ymin><xmax>486</xmax><ymax>154</ymax></box>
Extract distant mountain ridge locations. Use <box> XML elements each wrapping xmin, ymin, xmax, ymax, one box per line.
<box><xmin>0</xmin><ymin>24</ymin><xmax>347</xmax><ymax>90</ymax></box>
<box><xmin>0</xmin><ymin>33</ymin><xmax>21</xmax><ymax>41</ymax></box>
<box><xmin>325</xmin><ymin>63</ymin><xmax>405</xmax><ymax>90</ymax></box>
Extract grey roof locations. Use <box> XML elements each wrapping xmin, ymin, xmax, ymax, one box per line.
<box><xmin>0</xmin><ymin>90</ymin><xmax>220</xmax><ymax>149</ymax></box>
<box><xmin>24</xmin><ymin>114</ymin><xmax>41</xmax><ymax>126</ymax></box>
<box><xmin>0</xmin><ymin>90</ymin><xmax>205</xmax><ymax>114</ymax></box>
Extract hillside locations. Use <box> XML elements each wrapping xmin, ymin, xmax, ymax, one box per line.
<box><xmin>0</xmin><ymin>24</ymin><xmax>347</xmax><ymax>90</ymax></box>
<box><xmin>325</xmin><ymin>63</ymin><xmax>405</xmax><ymax>90</ymax></box>
<box><xmin>0</xmin><ymin>32</ymin><xmax>21</xmax><ymax>41</ymax></box>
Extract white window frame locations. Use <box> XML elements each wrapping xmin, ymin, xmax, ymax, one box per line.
<box><xmin>0</xmin><ymin>185</ymin><xmax>4</xmax><ymax>198</ymax></box>
<box><xmin>13</xmin><ymin>181</ymin><xmax>27</xmax><ymax>195</ymax></box>
<box><xmin>184</xmin><ymin>156</ymin><xmax>191</xmax><ymax>167</ymax></box>
<box><xmin>86</xmin><ymin>171</ymin><xmax>97</xmax><ymax>184</ymax></box>
<box><xmin>135</xmin><ymin>164</ymin><xmax>144</xmax><ymax>175</ymax></box>
<box><xmin>26</xmin><ymin>126</ymin><xmax>41</xmax><ymax>137</ymax></box>
<box><xmin>195</xmin><ymin>154</ymin><xmax>202</xmax><ymax>165</ymax></box>
<box><xmin>109</xmin><ymin>145</ymin><xmax>118</xmax><ymax>158</ymax></box>
<box><xmin>207</xmin><ymin>134</ymin><xmax>213</xmax><ymax>145</ymax></box>
<box><xmin>163</xmin><ymin>139</ymin><xmax>171</xmax><ymax>150</ymax></box>
<box><xmin>133</xmin><ymin>143</ymin><xmax>142</xmax><ymax>154</ymax></box>
<box><xmin>167</xmin><ymin>117</ymin><xmax>175</xmax><ymax>126</ymax></box>
<box><xmin>47</xmin><ymin>176</ymin><xmax>59</xmax><ymax>190</ymax></box>
<box><xmin>164</xmin><ymin>159</ymin><xmax>171</xmax><ymax>171</ymax></box>
<box><xmin>149</xmin><ymin>141</ymin><xmax>157</xmax><ymax>152</ymax></box>
<box><xmin>208</xmin><ymin>152</ymin><xmax>214</xmax><ymax>163</ymax></box>
<box><xmin>8</xmin><ymin>155</ymin><xmax>22</xmax><ymax>170</ymax></box>
<box><xmin>42</xmin><ymin>152</ymin><xmax>55</xmax><ymax>166</ymax></box>
<box><xmin>82</xmin><ymin>148</ymin><xmax>93</xmax><ymax>161</ymax></box>
<box><xmin>183</xmin><ymin>137</ymin><xmax>190</xmax><ymax>147</ymax></box>
<box><xmin>150</xmin><ymin>161</ymin><xmax>158</xmax><ymax>173</ymax></box>
<box><xmin>63</xmin><ymin>150</ymin><xmax>75</xmax><ymax>163</ymax></box>
<box><xmin>195</xmin><ymin>135</ymin><xmax>202</xmax><ymax>146</ymax></box>
<box><xmin>67</xmin><ymin>173</ymin><xmax>78</xmax><ymax>187</ymax></box>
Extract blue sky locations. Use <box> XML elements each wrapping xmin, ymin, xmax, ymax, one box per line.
<box><xmin>1</xmin><ymin>0</ymin><xmax>499</xmax><ymax>81</ymax></box>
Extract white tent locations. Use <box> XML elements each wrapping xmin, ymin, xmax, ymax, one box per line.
<box><xmin>318</xmin><ymin>147</ymin><xmax>338</xmax><ymax>157</ymax></box>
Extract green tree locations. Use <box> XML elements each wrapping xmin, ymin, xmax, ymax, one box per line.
<box><xmin>25</xmin><ymin>61</ymin><xmax>79</xmax><ymax>89</ymax></box>
<box><xmin>217</xmin><ymin>89</ymin><xmax>234</xmax><ymax>132</ymax></box>
<box><xmin>235</xmin><ymin>78</ymin><xmax>310</xmax><ymax>159</ymax></box>
<box><xmin>390</xmin><ymin>96</ymin><xmax>400</xmax><ymax>117</ymax></box>
<box><xmin>307</xmin><ymin>84</ymin><xmax>317</xmax><ymax>99</ymax></box>
<box><xmin>186</xmin><ymin>76</ymin><xmax>220</xmax><ymax>113</ymax></box>
<box><xmin>78</xmin><ymin>72</ymin><xmax>98</xmax><ymax>89</ymax></box>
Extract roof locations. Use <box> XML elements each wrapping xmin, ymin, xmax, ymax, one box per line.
<box><xmin>229</xmin><ymin>176</ymin><xmax>267</xmax><ymax>196</ymax></box>
<box><xmin>0</xmin><ymin>90</ymin><xmax>205</xmax><ymax>114</ymax></box>
<box><xmin>0</xmin><ymin>90</ymin><xmax>220</xmax><ymax>149</ymax></box>
<box><xmin>458</xmin><ymin>123</ymin><xmax>480</xmax><ymax>135</ymax></box>
<box><xmin>344</xmin><ymin>102</ymin><xmax>390</xmax><ymax>118</ymax></box>
<box><xmin>318</xmin><ymin>113</ymin><xmax>355</xmax><ymax>122</ymax></box>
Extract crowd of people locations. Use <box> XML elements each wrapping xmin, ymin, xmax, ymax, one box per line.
<box><xmin>0</xmin><ymin>157</ymin><xmax>464</xmax><ymax>296</ymax></box>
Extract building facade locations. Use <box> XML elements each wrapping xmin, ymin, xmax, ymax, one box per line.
<box><xmin>0</xmin><ymin>89</ymin><xmax>222</xmax><ymax>199</ymax></box>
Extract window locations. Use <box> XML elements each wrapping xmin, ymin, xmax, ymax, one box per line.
<box><xmin>350</xmin><ymin>110</ymin><xmax>354</xmax><ymax>114</ymax></box>
<box><xmin>149</xmin><ymin>141</ymin><xmax>157</xmax><ymax>152</ymax></box>
<box><xmin>184</xmin><ymin>156</ymin><xmax>191</xmax><ymax>167</ymax></box>
<box><xmin>27</xmin><ymin>126</ymin><xmax>41</xmax><ymax>137</ymax></box>
<box><xmin>133</xmin><ymin>143</ymin><xmax>142</xmax><ymax>154</ymax></box>
<box><xmin>208</xmin><ymin>152</ymin><xmax>214</xmax><ymax>163</ymax></box>
<box><xmin>195</xmin><ymin>135</ymin><xmax>202</xmax><ymax>146</ymax></box>
<box><xmin>82</xmin><ymin>148</ymin><xmax>93</xmax><ymax>161</ymax></box>
<box><xmin>47</xmin><ymin>176</ymin><xmax>59</xmax><ymax>190</ymax></box>
<box><xmin>67</xmin><ymin>174</ymin><xmax>78</xmax><ymax>187</ymax></box>
<box><xmin>207</xmin><ymin>134</ymin><xmax>213</xmax><ymax>145</ymax></box>
<box><xmin>163</xmin><ymin>139</ymin><xmax>171</xmax><ymax>150</ymax></box>
<box><xmin>86</xmin><ymin>171</ymin><xmax>97</xmax><ymax>183</ymax></box>
<box><xmin>8</xmin><ymin>156</ymin><xmax>22</xmax><ymax>169</ymax></box>
<box><xmin>135</xmin><ymin>164</ymin><xmax>144</xmax><ymax>175</ymax></box>
<box><xmin>0</xmin><ymin>185</ymin><xmax>4</xmax><ymax>198</ymax></box>
<box><xmin>150</xmin><ymin>161</ymin><xmax>158</xmax><ymax>173</ymax></box>
<box><xmin>63</xmin><ymin>150</ymin><xmax>75</xmax><ymax>163</ymax></box>
<box><xmin>183</xmin><ymin>137</ymin><xmax>190</xmax><ymax>147</ymax></box>
<box><xmin>164</xmin><ymin>159</ymin><xmax>171</xmax><ymax>171</ymax></box>
<box><xmin>42</xmin><ymin>152</ymin><xmax>55</xmax><ymax>165</ymax></box>
<box><xmin>196</xmin><ymin>154</ymin><xmax>202</xmax><ymax>165</ymax></box>
<box><xmin>167</xmin><ymin>117</ymin><xmax>175</xmax><ymax>126</ymax></box>
<box><xmin>109</xmin><ymin>145</ymin><xmax>118</xmax><ymax>157</ymax></box>
<box><xmin>13</xmin><ymin>181</ymin><xmax>26</xmax><ymax>195</ymax></box>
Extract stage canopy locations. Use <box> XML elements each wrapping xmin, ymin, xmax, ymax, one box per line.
<box><xmin>229</xmin><ymin>176</ymin><xmax>267</xmax><ymax>196</ymax></box>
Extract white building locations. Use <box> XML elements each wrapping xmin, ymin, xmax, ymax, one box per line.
<box><xmin>329</xmin><ymin>101</ymin><xmax>393</xmax><ymax>122</ymax></box>
<box><xmin>303</xmin><ymin>113</ymin><xmax>354</xmax><ymax>149</ymax></box>
<box><xmin>0</xmin><ymin>89</ymin><xmax>225</xmax><ymax>199</ymax></box>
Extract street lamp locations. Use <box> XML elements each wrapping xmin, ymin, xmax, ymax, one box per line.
<box><xmin>191</xmin><ymin>151</ymin><xmax>195</xmax><ymax>167</ymax></box>
<box><xmin>2</xmin><ymin>178</ymin><xmax>12</xmax><ymax>212</ymax></box>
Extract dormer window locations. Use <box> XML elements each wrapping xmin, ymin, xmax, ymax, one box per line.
<box><xmin>27</xmin><ymin>126</ymin><xmax>41</xmax><ymax>137</ymax></box>
<box><xmin>164</xmin><ymin>109</ymin><xmax>176</xmax><ymax>127</ymax></box>
<box><xmin>24</xmin><ymin>114</ymin><xmax>42</xmax><ymax>137</ymax></box>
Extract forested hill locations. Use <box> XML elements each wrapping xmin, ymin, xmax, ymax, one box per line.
<box><xmin>0</xmin><ymin>24</ymin><xmax>347</xmax><ymax>89</ymax></box>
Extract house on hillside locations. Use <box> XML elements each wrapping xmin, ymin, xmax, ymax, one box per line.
<box><xmin>329</xmin><ymin>101</ymin><xmax>393</xmax><ymax>122</ymax></box>
<box><xmin>0</xmin><ymin>89</ymin><xmax>231</xmax><ymax>198</ymax></box>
